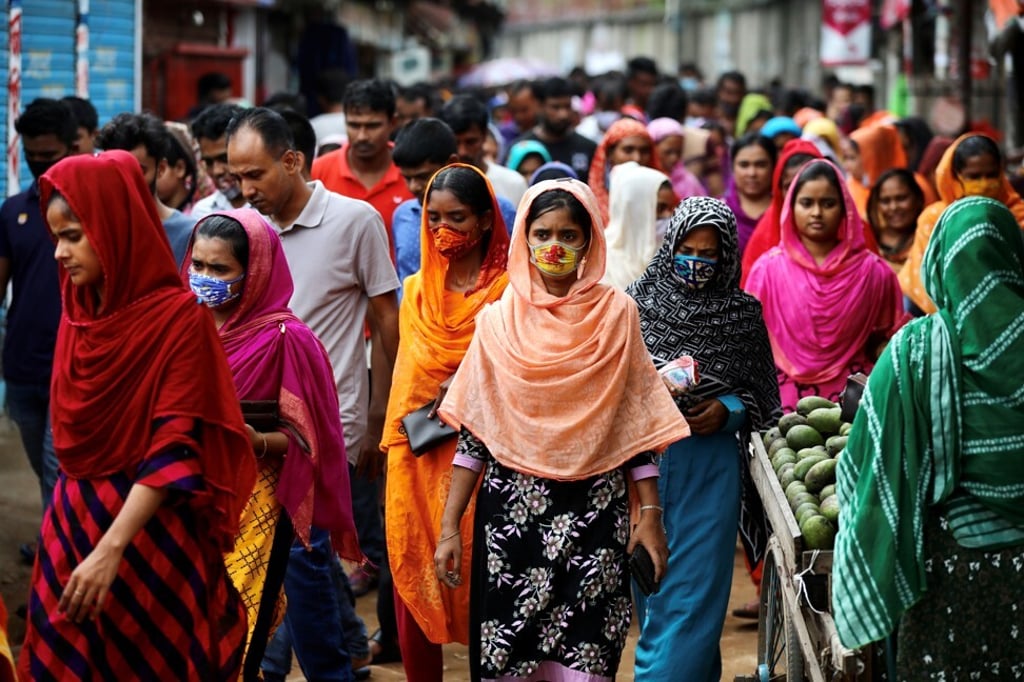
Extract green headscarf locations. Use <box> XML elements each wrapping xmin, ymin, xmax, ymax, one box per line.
<box><xmin>735</xmin><ymin>93</ymin><xmax>774</xmax><ymax>137</ymax></box>
<box><xmin>833</xmin><ymin>197</ymin><xmax>1024</xmax><ymax>649</ymax></box>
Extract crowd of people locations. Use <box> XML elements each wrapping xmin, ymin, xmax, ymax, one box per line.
<box><xmin>0</xmin><ymin>52</ymin><xmax>1022</xmax><ymax>681</ymax></box>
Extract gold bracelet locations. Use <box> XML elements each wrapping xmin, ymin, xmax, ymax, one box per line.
<box><xmin>639</xmin><ymin>504</ymin><xmax>664</xmax><ymax>514</ymax></box>
<box><xmin>438</xmin><ymin>530</ymin><xmax>460</xmax><ymax>543</ymax></box>
<box><xmin>257</xmin><ymin>433</ymin><xmax>268</xmax><ymax>459</ymax></box>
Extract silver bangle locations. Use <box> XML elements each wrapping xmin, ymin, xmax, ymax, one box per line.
<box><xmin>438</xmin><ymin>530</ymin><xmax>460</xmax><ymax>543</ymax></box>
<box><xmin>639</xmin><ymin>504</ymin><xmax>664</xmax><ymax>514</ymax></box>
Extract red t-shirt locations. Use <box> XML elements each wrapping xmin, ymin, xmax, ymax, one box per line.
<box><xmin>312</xmin><ymin>144</ymin><xmax>412</xmax><ymax>256</ymax></box>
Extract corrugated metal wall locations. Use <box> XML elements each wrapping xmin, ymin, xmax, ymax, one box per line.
<box><xmin>18</xmin><ymin>0</ymin><xmax>76</xmax><ymax>190</ymax></box>
<box><xmin>88</xmin><ymin>0</ymin><xmax>136</xmax><ymax>125</ymax></box>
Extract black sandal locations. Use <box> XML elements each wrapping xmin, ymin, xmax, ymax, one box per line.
<box><xmin>368</xmin><ymin>629</ymin><xmax>402</xmax><ymax>665</ymax></box>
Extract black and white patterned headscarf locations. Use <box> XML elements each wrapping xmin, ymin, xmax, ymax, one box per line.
<box><xmin>627</xmin><ymin>196</ymin><xmax>781</xmax><ymax>430</ymax></box>
<box><xmin>627</xmin><ymin>197</ymin><xmax>782</xmax><ymax>569</ymax></box>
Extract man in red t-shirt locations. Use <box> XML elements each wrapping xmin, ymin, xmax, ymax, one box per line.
<box><xmin>312</xmin><ymin>79</ymin><xmax>412</xmax><ymax>250</ymax></box>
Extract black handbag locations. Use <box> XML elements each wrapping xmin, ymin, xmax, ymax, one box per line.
<box><xmin>240</xmin><ymin>400</ymin><xmax>281</xmax><ymax>432</ymax></box>
<box><xmin>400</xmin><ymin>402</ymin><xmax>457</xmax><ymax>456</ymax></box>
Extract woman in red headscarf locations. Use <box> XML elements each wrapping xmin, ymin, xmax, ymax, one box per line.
<box><xmin>588</xmin><ymin>117</ymin><xmax>661</xmax><ymax>224</ymax></box>
<box><xmin>20</xmin><ymin>150</ymin><xmax>256</xmax><ymax>681</ymax></box>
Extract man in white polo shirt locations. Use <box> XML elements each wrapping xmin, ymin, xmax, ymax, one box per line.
<box><xmin>227</xmin><ymin>106</ymin><xmax>400</xmax><ymax>681</ymax></box>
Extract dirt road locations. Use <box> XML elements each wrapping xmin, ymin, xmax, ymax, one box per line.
<box><xmin>0</xmin><ymin>419</ymin><xmax>759</xmax><ymax>680</ymax></box>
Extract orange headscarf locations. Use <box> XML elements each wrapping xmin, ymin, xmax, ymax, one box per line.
<box><xmin>439</xmin><ymin>179</ymin><xmax>689</xmax><ymax>481</ymax></box>
<box><xmin>587</xmin><ymin>118</ymin><xmax>661</xmax><ymax>225</ymax></box>
<box><xmin>899</xmin><ymin>133</ymin><xmax>1024</xmax><ymax>313</ymax></box>
<box><xmin>381</xmin><ymin>163</ymin><xmax>509</xmax><ymax>644</ymax></box>
<box><xmin>848</xmin><ymin>124</ymin><xmax>908</xmax><ymax>217</ymax></box>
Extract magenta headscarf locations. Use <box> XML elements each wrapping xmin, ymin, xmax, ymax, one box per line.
<box><xmin>186</xmin><ymin>209</ymin><xmax>361</xmax><ymax>561</ymax></box>
<box><xmin>745</xmin><ymin>160</ymin><xmax>905</xmax><ymax>385</ymax></box>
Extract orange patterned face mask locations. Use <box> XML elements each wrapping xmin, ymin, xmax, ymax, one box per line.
<box><xmin>529</xmin><ymin>241</ymin><xmax>584</xmax><ymax>278</ymax></box>
<box><xmin>431</xmin><ymin>223</ymin><xmax>482</xmax><ymax>260</ymax></box>
<box><xmin>959</xmin><ymin>177</ymin><xmax>1003</xmax><ymax>200</ymax></box>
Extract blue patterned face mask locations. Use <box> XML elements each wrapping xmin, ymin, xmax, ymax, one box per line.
<box><xmin>672</xmin><ymin>255</ymin><xmax>717</xmax><ymax>290</ymax></box>
<box><xmin>189</xmin><ymin>272</ymin><xmax>245</xmax><ymax>307</ymax></box>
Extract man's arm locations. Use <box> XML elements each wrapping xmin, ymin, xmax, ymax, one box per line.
<box><xmin>359</xmin><ymin>290</ymin><xmax>400</xmax><ymax>477</ymax></box>
<box><xmin>0</xmin><ymin>257</ymin><xmax>12</xmax><ymax>295</ymax></box>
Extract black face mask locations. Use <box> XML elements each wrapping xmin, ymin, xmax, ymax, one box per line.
<box><xmin>28</xmin><ymin>158</ymin><xmax>61</xmax><ymax>181</ymax></box>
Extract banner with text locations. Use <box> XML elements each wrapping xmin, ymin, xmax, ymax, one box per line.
<box><xmin>821</xmin><ymin>0</ymin><xmax>873</xmax><ymax>66</ymax></box>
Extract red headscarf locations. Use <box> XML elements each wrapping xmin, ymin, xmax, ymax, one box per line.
<box><xmin>745</xmin><ymin>159</ymin><xmax>906</xmax><ymax>385</ymax></box>
<box><xmin>587</xmin><ymin>118</ymin><xmax>661</xmax><ymax>224</ymax></box>
<box><xmin>186</xmin><ymin>209</ymin><xmax>361</xmax><ymax>557</ymax></box>
<box><xmin>40</xmin><ymin>151</ymin><xmax>255</xmax><ymax>551</ymax></box>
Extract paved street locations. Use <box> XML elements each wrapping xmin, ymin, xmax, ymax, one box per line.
<box><xmin>0</xmin><ymin>418</ymin><xmax>759</xmax><ymax>680</ymax></box>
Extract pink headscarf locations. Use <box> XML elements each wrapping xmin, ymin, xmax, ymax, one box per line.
<box><xmin>186</xmin><ymin>209</ymin><xmax>361</xmax><ymax>560</ymax></box>
<box><xmin>745</xmin><ymin>160</ymin><xmax>906</xmax><ymax>385</ymax></box>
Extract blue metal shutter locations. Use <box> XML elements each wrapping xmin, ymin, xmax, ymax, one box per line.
<box><xmin>19</xmin><ymin>0</ymin><xmax>76</xmax><ymax>189</ymax></box>
<box><xmin>88</xmin><ymin>0</ymin><xmax>136</xmax><ymax>127</ymax></box>
<box><xmin>0</xmin><ymin>7</ymin><xmax>8</xmax><ymax>198</ymax></box>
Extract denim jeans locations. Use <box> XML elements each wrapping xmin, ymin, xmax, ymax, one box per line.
<box><xmin>261</xmin><ymin>527</ymin><xmax>364</xmax><ymax>682</ymax></box>
<box><xmin>6</xmin><ymin>381</ymin><xmax>58</xmax><ymax>510</ymax></box>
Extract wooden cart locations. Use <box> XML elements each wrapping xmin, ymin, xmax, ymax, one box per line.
<box><xmin>735</xmin><ymin>436</ymin><xmax>870</xmax><ymax>682</ymax></box>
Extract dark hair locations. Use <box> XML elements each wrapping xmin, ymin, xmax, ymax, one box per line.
<box><xmin>866</xmin><ymin>168</ymin><xmax>924</xmax><ymax>231</ymax></box>
<box><xmin>426</xmin><ymin>166</ymin><xmax>493</xmax><ymax>216</ymax></box>
<box><xmin>779</xmin><ymin>152</ymin><xmax>817</xmax><ymax>189</ymax></box>
<box><xmin>507</xmin><ymin>79</ymin><xmax>536</xmax><ymax>97</ymax></box>
<box><xmin>627</xmin><ymin>57</ymin><xmax>659</xmax><ymax>79</ymax></box>
<box><xmin>343</xmin><ymin>79</ymin><xmax>396</xmax><ymax>118</ymax></box>
<box><xmin>316</xmin><ymin>69</ymin><xmax>350</xmax><ymax>105</ymax></box>
<box><xmin>535</xmin><ymin>77</ymin><xmax>575</xmax><ymax>103</ymax></box>
<box><xmin>61</xmin><ymin>96</ymin><xmax>98</xmax><ymax>132</ymax></box>
<box><xmin>276</xmin><ymin>109</ymin><xmax>316</xmax><ymax>173</ymax></box>
<box><xmin>263</xmin><ymin>91</ymin><xmax>307</xmax><ymax>117</ymax></box>
<box><xmin>191</xmin><ymin>103</ymin><xmax>244</xmax><ymax>142</ymax></box>
<box><xmin>15</xmin><ymin>98</ymin><xmax>77</xmax><ymax>147</ymax></box>
<box><xmin>225</xmin><ymin>107</ymin><xmax>296</xmax><ymax>159</ymax></box>
<box><xmin>195</xmin><ymin>214</ymin><xmax>250</xmax><ymax>271</ymax></box>
<box><xmin>393</xmin><ymin>118</ymin><xmax>457</xmax><ymax>167</ymax></box>
<box><xmin>197</xmin><ymin>72</ymin><xmax>232</xmax><ymax>101</ymax></box>
<box><xmin>853</xmin><ymin>83</ymin><xmax>875</xmax><ymax>102</ymax></box>
<box><xmin>647</xmin><ymin>82</ymin><xmax>689</xmax><ymax>121</ymax></box>
<box><xmin>95</xmin><ymin>112</ymin><xmax>172</xmax><ymax>162</ymax></box>
<box><xmin>164</xmin><ymin>123</ymin><xmax>199</xmax><ymax>206</ymax></box>
<box><xmin>439</xmin><ymin>95</ymin><xmax>489</xmax><ymax>135</ymax></box>
<box><xmin>525</xmin><ymin>188</ymin><xmax>593</xmax><ymax>242</ymax></box>
<box><xmin>730</xmin><ymin>132</ymin><xmax>777</xmax><ymax>169</ymax></box>
<box><xmin>952</xmin><ymin>135</ymin><xmax>1002</xmax><ymax>176</ymax></box>
<box><xmin>790</xmin><ymin>160</ymin><xmax>845</xmax><ymax>213</ymax></box>
<box><xmin>690</xmin><ymin>87</ymin><xmax>716</xmax><ymax>107</ymax></box>
<box><xmin>716</xmin><ymin>70</ymin><xmax>747</xmax><ymax>92</ymax></box>
<box><xmin>398</xmin><ymin>82</ymin><xmax>442</xmax><ymax>115</ymax></box>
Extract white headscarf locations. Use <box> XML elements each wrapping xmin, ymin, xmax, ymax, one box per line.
<box><xmin>602</xmin><ymin>161</ymin><xmax>671</xmax><ymax>290</ymax></box>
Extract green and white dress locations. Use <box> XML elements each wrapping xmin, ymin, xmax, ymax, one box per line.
<box><xmin>833</xmin><ymin>197</ymin><xmax>1024</xmax><ymax>679</ymax></box>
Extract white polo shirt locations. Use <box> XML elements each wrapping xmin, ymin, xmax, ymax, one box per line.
<box><xmin>273</xmin><ymin>180</ymin><xmax>400</xmax><ymax>463</ymax></box>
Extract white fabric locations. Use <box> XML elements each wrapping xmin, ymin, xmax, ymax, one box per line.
<box><xmin>602</xmin><ymin>162</ymin><xmax>670</xmax><ymax>290</ymax></box>
<box><xmin>485</xmin><ymin>161</ymin><xmax>528</xmax><ymax>207</ymax></box>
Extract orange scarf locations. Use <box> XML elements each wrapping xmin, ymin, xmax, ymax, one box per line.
<box><xmin>440</xmin><ymin>179</ymin><xmax>689</xmax><ymax>481</ymax></box>
<box><xmin>900</xmin><ymin>133</ymin><xmax>1024</xmax><ymax>313</ymax></box>
<box><xmin>381</xmin><ymin>164</ymin><xmax>509</xmax><ymax>644</ymax></box>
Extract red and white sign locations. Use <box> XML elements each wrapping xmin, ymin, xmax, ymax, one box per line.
<box><xmin>880</xmin><ymin>0</ymin><xmax>911</xmax><ymax>30</ymax></box>
<box><xmin>820</xmin><ymin>0</ymin><xmax>873</xmax><ymax>66</ymax></box>
<box><xmin>8</xmin><ymin>3</ymin><xmax>23</xmax><ymax>196</ymax></box>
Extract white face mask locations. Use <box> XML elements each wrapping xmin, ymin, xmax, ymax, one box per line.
<box><xmin>655</xmin><ymin>217</ymin><xmax>672</xmax><ymax>241</ymax></box>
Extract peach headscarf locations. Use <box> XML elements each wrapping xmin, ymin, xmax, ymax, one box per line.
<box><xmin>588</xmin><ymin>118</ymin><xmax>661</xmax><ymax>225</ymax></box>
<box><xmin>899</xmin><ymin>133</ymin><xmax>1024</xmax><ymax>313</ymax></box>
<box><xmin>848</xmin><ymin>124</ymin><xmax>907</xmax><ymax>216</ymax></box>
<box><xmin>439</xmin><ymin>179</ymin><xmax>690</xmax><ymax>480</ymax></box>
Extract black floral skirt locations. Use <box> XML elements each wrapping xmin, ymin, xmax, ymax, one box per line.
<box><xmin>469</xmin><ymin>461</ymin><xmax>632</xmax><ymax>681</ymax></box>
<box><xmin>897</xmin><ymin>513</ymin><xmax>1024</xmax><ymax>680</ymax></box>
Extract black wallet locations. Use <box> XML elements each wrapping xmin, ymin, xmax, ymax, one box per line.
<box><xmin>400</xmin><ymin>402</ymin><xmax>457</xmax><ymax>456</ymax></box>
<box><xmin>840</xmin><ymin>373</ymin><xmax>868</xmax><ymax>424</ymax></box>
<box><xmin>630</xmin><ymin>545</ymin><xmax>661</xmax><ymax>596</ymax></box>
<box><xmin>240</xmin><ymin>400</ymin><xmax>281</xmax><ymax>432</ymax></box>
